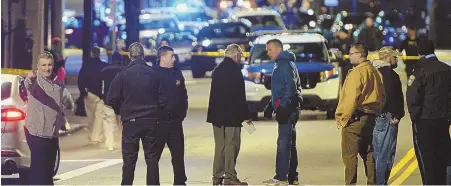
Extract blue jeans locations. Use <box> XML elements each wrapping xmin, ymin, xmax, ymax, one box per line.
<box><xmin>373</xmin><ymin>112</ymin><xmax>398</xmax><ymax>185</ymax></box>
<box><xmin>274</xmin><ymin>109</ymin><xmax>299</xmax><ymax>182</ymax></box>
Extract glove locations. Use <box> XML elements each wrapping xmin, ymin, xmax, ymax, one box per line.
<box><xmin>263</xmin><ymin>101</ymin><xmax>274</xmax><ymax>119</ymax></box>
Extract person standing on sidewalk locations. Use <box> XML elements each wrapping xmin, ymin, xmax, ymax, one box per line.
<box><xmin>107</xmin><ymin>42</ymin><xmax>167</xmax><ymax>185</ymax></box>
<box><xmin>100</xmin><ymin>51</ymin><xmax>123</xmax><ymax>151</ymax></box>
<box><xmin>335</xmin><ymin>43</ymin><xmax>385</xmax><ymax>185</ymax></box>
<box><xmin>24</xmin><ymin>52</ymin><xmax>74</xmax><ymax>185</ymax></box>
<box><xmin>154</xmin><ymin>46</ymin><xmax>188</xmax><ymax>185</ymax></box>
<box><xmin>262</xmin><ymin>39</ymin><xmax>303</xmax><ymax>185</ymax></box>
<box><xmin>207</xmin><ymin>44</ymin><xmax>251</xmax><ymax>185</ymax></box>
<box><xmin>371</xmin><ymin>46</ymin><xmax>405</xmax><ymax>185</ymax></box>
<box><xmin>78</xmin><ymin>46</ymin><xmax>107</xmax><ymax>144</ymax></box>
<box><xmin>406</xmin><ymin>39</ymin><xmax>451</xmax><ymax>185</ymax></box>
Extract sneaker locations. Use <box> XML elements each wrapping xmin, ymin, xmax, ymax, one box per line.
<box><xmin>262</xmin><ymin>178</ymin><xmax>289</xmax><ymax>185</ymax></box>
<box><xmin>289</xmin><ymin>180</ymin><xmax>299</xmax><ymax>185</ymax></box>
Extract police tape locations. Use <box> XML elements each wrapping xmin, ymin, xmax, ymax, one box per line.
<box><xmin>2</xmin><ymin>68</ymin><xmax>32</xmax><ymax>75</ymax></box>
<box><xmin>107</xmin><ymin>51</ymin><xmax>251</xmax><ymax>58</ymax></box>
<box><xmin>342</xmin><ymin>55</ymin><xmax>423</xmax><ymax>60</ymax></box>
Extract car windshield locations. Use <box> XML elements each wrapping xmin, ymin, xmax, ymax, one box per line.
<box><xmin>1</xmin><ymin>81</ymin><xmax>12</xmax><ymax>101</ymax></box>
<box><xmin>239</xmin><ymin>15</ymin><xmax>281</xmax><ymax>28</ymax></box>
<box><xmin>197</xmin><ymin>23</ymin><xmax>249</xmax><ymax>40</ymax></box>
<box><xmin>176</xmin><ymin>13</ymin><xmax>212</xmax><ymax>22</ymax></box>
<box><xmin>139</xmin><ymin>19</ymin><xmax>179</xmax><ymax>31</ymax></box>
<box><xmin>250</xmin><ymin>43</ymin><xmax>328</xmax><ymax>63</ymax></box>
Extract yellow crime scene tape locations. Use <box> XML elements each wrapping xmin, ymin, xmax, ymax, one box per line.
<box><xmin>1</xmin><ymin>68</ymin><xmax>32</xmax><ymax>76</ymax></box>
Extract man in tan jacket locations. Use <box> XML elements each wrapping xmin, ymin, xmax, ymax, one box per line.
<box><xmin>335</xmin><ymin>43</ymin><xmax>385</xmax><ymax>185</ymax></box>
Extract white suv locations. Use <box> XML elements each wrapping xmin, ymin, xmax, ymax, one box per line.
<box><xmin>243</xmin><ymin>32</ymin><xmax>341</xmax><ymax>119</ymax></box>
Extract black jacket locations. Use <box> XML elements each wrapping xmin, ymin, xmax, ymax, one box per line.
<box><xmin>78</xmin><ymin>57</ymin><xmax>107</xmax><ymax>98</ymax></box>
<box><xmin>107</xmin><ymin>60</ymin><xmax>166</xmax><ymax>122</ymax></box>
<box><xmin>372</xmin><ymin>60</ymin><xmax>405</xmax><ymax>119</ymax></box>
<box><xmin>406</xmin><ymin>55</ymin><xmax>451</xmax><ymax>122</ymax></box>
<box><xmin>101</xmin><ymin>63</ymin><xmax>123</xmax><ymax>109</ymax></box>
<box><xmin>207</xmin><ymin>57</ymin><xmax>251</xmax><ymax>127</ymax></box>
<box><xmin>399</xmin><ymin>38</ymin><xmax>419</xmax><ymax>56</ymax></box>
<box><xmin>154</xmin><ymin>66</ymin><xmax>188</xmax><ymax>121</ymax></box>
<box><xmin>358</xmin><ymin>27</ymin><xmax>382</xmax><ymax>51</ymax></box>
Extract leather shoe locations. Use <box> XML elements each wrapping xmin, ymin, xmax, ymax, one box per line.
<box><xmin>223</xmin><ymin>178</ymin><xmax>248</xmax><ymax>185</ymax></box>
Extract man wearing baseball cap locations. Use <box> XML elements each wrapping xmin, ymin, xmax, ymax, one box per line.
<box><xmin>371</xmin><ymin>46</ymin><xmax>405</xmax><ymax>184</ymax></box>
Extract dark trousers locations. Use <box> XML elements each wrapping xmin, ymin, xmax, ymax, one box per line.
<box><xmin>212</xmin><ymin>125</ymin><xmax>241</xmax><ymax>180</ymax></box>
<box><xmin>25</xmin><ymin>128</ymin><xmax>58</xmax><ymax>185</ymax></box>
<box><xmin>274</xmin><ymin>110</ymin><xmax>299</xmax><ymax>183</ymax></box>
<box><xmin>341</xmin><ymin>115</ymin><xmax>376</xmax><ymax>185</ymax></box>
<box><xmin>412</xmin><ymin>119</ymin><xmax>451</xmax><ymax>185</ymax></box>
<box><xmin>121</xmin><ymin>119</ymin><xmax>160</xmax><ymax>185</ymax></box>
<box><xmin>157</xmin><ymin>119</ymin><xmax>187</xmax><ymax>185</ymax></box>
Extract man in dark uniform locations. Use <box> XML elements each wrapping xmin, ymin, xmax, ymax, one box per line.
<box><xmin>357</xmin><ymin>17</ymin><xmax>383</xmax><ymax>51</ymax></box>
<box><xmin>107</xmin><ymin>42</ymin><xmax>166</xmax><ymax>185</ymax></box>
<box><xmin>406</xmin><ymin>39</ymin><xmax>451</xmax><ymax>185</ymax></box>
<box><xmin>154</xmin><ymin>46</ymin><xmax>188</xmax><ymax>185</ymax></box>
<box><xmin>399</xmin><ymin>26</ymin><xmax>419</xmax><ymax>78</ymax></box>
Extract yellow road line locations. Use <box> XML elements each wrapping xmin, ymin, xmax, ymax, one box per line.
<box><xmin>390</xmin><ymin>159</ymin><xmax>419</xmax><ymax>185</ymax></box>
<box><xmin>389</xmin><ymin>148</ymin><xmax>416</xmax><ymax>180</ymax></box>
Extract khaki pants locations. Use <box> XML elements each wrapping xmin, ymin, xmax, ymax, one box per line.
<box><xmin>84</xmin><ymin>92</ymin><xmax>104</xmax><ymax>142</ymax></box>
<box><xmin>103</xmin><ymin>105</ymin><xmax>120</xmax><ymax>149</ymax></box>
<box><xmin>212</xmin><ymin>125</ymin><xmax>241</xmax><ymax>180</ymax></box>
<box><xmin>341</xmin><ymin>115</ymin><xmax>376</xmax><ymax>185</ymax></box>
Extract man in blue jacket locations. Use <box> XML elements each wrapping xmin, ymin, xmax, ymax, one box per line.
<box><xmin>262</xmin><ymin>39</ymin><xmax>303</xmax><ymax>185</ymax></box>
<box><xmin>154</xmin><ymin>46</ymin><xmax>188</xmax><ymax>185</ymax></box>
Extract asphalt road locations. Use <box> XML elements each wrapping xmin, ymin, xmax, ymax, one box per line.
<box><xmin>2</xmin><ymin>73</ymin><xmax>431</xmax><ymax>185</ymax></box>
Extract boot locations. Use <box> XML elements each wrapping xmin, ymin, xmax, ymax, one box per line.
<box><xmin>223</xmin><ymin>178</ymin><xmax>248</xmax><ymax>185</ymax></box>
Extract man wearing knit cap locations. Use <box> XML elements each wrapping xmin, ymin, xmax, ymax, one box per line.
<box><xmin>371</xmin><ymin>46</ymin><xmax>405</xmax><ymax>185</ymax></box>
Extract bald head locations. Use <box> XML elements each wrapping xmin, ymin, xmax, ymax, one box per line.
<box><xmin>128</xmin><ymin>42</ymin><xmax>145</xmax><ymax>61</ymax></box>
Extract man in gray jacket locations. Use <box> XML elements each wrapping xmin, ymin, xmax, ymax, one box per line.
<box><xmin>24</xmin><ymin>51</ymin><xmax>73</xmax><ymax>185</ymax></box>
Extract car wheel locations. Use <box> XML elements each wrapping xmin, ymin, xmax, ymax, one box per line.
<box><xmin>326</xmin><ymin>109</ymin><xmax>336</xmax><ymax>119</ymax></box>
<box><xmin>53</xmin><ymin>146</ymin><xmax>60</xmax><ymax>177</ymax></box>
<box><xmin>250</xmin><ymin>112</ymin><xmax>259</xmax><ymax>121</ymax></box>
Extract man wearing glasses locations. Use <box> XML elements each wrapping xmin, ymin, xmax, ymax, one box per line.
<box><xmin>335</xmin><ymin>43</ymin><xmax>385</xmax><ymax>185</ymax></box>
<box><xmin>371</xmin><ymin>46</ymin><xmax>405</xmax><ymax>184</ymax></box>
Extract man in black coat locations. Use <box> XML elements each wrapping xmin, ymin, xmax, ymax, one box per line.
<box><xmin>154</xmin><ymin>46</ymin><xmax>188</xmax><ymax>185</ymax></box>
<box><xmin>107</xmin><ymin>43</ymin><xmax>166</xmax><ymax>185</ymax></box>
<box><xmin>371</xmin><ymin>46</ymin><xmax>405</xmax><ymax>184</ymax></box>
<box><xmin>207</xmin><ymin>44</ymin><xmax>251</xmax><ymax>185</ymax></box>
<box><xmin>406</xmin><ymin>39</ymin><xmax>451</xmax><ymax>185</ymax></box>
<box><xmin>78</xmin><ymin>46</ymin><xmax>107</xmax><ymax>143</ymax></box>
<box><xmin>101</xmin><ymin>51</ymin><xmax>123</xmax><ymax>151</ymax></box>
<box><xmin>357</xmin><ymin>17</ymin><xmax>382</xmax><ymax>51</ymax></box>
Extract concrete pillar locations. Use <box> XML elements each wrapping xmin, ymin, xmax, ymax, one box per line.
<box><xmin>26</xmin><ymin>0</ymin><xmax>45</xmax><ymax>70</ymax></box>
<box><xmin>51</xmin><ymin>0</ymin><xmax>65</xmax><ymax>51</ymax></box>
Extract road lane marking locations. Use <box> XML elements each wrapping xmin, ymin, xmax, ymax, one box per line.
<box><xmin>389</xmin><ymin>148</ymin><xmax>415</xmax><ymax>180</ymax></box>
<box><xmin>61</xmin><ymin>159</ymin><xmax>120</xmax><ymax>162</ymax></box>
<box><xmin>390</xmin><ymin>159</ymin><xmax>419</xmax><ymax>185</ymax></box>
<box><xmin>55</xmin><ymin>159</ymin><xmax>122</xmax><ymax>182</ymax></box>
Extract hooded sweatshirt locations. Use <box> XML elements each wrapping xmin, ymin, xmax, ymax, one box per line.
<box><xmin>270</xmin><ymin>50</ymin><xmax>302</xmax><ymax>110</ymax></box>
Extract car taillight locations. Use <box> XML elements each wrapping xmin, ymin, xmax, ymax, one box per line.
<box><xmin>1</xmin><ymin>108</ymin><xmax>26</xmax><ymax>122</ymax></box>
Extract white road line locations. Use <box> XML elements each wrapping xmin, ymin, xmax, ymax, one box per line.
<box><xmin>55</xmin><ymin>159</ymin><xmax>122</xmax><ymax>182</ymax></box>
<box><xmin>60</xmin><ymin>159</ymin><xmax>120</xmax><ymax>162</ymax></box>
<box><xmin>185</xmin><ymin>80</ymin><xmax>197</xmax><ymax>85</ymax></box>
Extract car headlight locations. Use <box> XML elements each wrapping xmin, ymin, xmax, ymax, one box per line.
<box><xmin>320</xmin><ymin>68</ymin><xmax>338</xmax><ymax>82</ymax></box>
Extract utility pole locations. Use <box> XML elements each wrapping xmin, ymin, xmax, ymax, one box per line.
<box><xmin>82</xmin><ymin>0</ymin><xmax>94</xmax><ymax>65</ymax></box>
<box><xmin>26</xmin><ymin>0</ymin><xmax>45</xmax><ymax>70</ymax></box>
<box><xmin>125</xmin><ymin>0</ymin><xmax>140</xmax><ymax>47</ymax></box>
